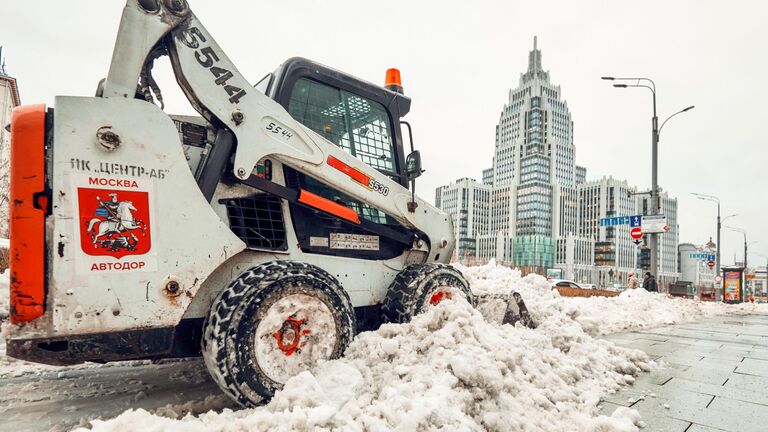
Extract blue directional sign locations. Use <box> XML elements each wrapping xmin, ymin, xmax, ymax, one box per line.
<box><xmin>689</xmin><ymin>253</ymin><xmax>717</xmax><ymax>261</ymax></box>
<box><xmin>600</xmin><ymin>215</ymin><xmax>642</xmax><ymax>227</ymax></box>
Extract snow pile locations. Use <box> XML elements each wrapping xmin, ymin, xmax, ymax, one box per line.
<box><xmin>78</xmin><ymin>264</ymin><xmax>660</xmax><ymax>432</ymax></box>
<box><xmin>457</xmin><ymin>261</ymin><xmax>768</xmax><ymax>336</ymax></box>
<box><xmin>81</xmin><ymin>302</ymin><xmax>649</xmax><ymax>431</ymax></box>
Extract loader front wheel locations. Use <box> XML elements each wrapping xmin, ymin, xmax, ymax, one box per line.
<box><xmin>201</xmin><ymin>261</ymin><xmax>356</xmax><ymax>407</ymax></box>
<box><xmin>382</xmin><ymin>263</ymin><xmax>474</xmax><ymax>324</ymax></box>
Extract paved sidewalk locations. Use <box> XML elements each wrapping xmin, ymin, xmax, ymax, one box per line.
<box><xmin>601</xmin><ymin>314</ymin><xmax>768</xmax><ymax>432</ymax></box>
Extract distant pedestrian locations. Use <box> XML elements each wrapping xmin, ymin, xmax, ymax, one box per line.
<box><xmin>643</xmin><ymin>272</ymin><xmax>658</xmax><ymax>292</ymax></box>
<box><xmin>628</xmin><ymin>272</ymin><xmax>639</xmax><ymax>289</ymax></box>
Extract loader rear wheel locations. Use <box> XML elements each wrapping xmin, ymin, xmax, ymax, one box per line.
<box><xmin>382</xmin><ymin>263</ymin><xmax>474</xmax><ymax>324</ymax></box>
<box><xmin>201</xmin><ymin>261</ymin><xmax>356</xmax><ymax>407</ymax></box>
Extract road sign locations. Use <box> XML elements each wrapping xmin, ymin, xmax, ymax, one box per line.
<box><xmin>707</xmin><ymin>261</ymin><xmax>715</xmax><ymax>268</ymax></box>
<box><xmin>600</xmin><ymin>215</ymin><xmax>643</xmax><ymax>227</ymax></box>
<box><xmin>630</xmin><ymin>227</ymin><xmax>643</xmax><ymax>240</ymax></box>
<box><xmin>642</xmin><ymin>214</ymin><xmax>668</xmax><ymax>234</ymax></box>
<box><xmin>690</xmin><ymin>253</ymin><xmax>717</xmax><ymax>261</ymax></box>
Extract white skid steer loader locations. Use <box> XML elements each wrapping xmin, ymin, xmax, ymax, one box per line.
<box><xmin>6</xmin><ymin>0</ymin><xmax>532</xmax><ymax>407</ymax></box>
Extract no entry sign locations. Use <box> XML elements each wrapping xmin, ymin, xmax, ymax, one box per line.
<box><xmin>630</xmin><ymin>226</ymin><xmax>643</xmax><ymax>240</ymax></box>
<box><xmin>707</xmin><ymin>261</ymin><xmax>715</xmax><ymax>268</ymax></box>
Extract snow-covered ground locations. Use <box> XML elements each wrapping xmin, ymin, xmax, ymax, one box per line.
<box><xmin>2</xmin><ymin>262</ymin><xmax>767</xmax><ymax>432</ymax></box>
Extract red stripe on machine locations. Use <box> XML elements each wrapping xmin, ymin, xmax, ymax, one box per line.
<box><xmin>327</xmin><ymin>156</ymin><xmax>371</xmax><ymax>187</ymax></box>
<box><xmin>298</xmin><ymin>189</ymin><xmax>361</xmax><ymax>224</ymax></box>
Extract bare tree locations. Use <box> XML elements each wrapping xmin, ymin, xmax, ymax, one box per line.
<box><xmin>0</xmin><ymin>149</ymin><xmax>8</xmax><ymax>237</ymax></box>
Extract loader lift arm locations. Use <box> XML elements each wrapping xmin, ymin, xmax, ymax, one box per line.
<box><xmin>99</xmin><ymin>0</ymin><xmax>450</xmax><ymax>255</ymax></box>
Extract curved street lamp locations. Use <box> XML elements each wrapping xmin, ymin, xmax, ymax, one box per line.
<box><xmin>691</xmin><ymin>193</ymin><xmax>736</xmax><ymax>275</ymax></box>
<box><xmin>660</xmin><ymin>106</ymin><xmax>696</xmax><ymax>137</ymax></box>
<box><xmin>725</xmin><ymin>226</ymin><xmax>752</xmax><ymax>269</ymax></box>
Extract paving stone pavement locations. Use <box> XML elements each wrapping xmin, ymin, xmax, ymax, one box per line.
<box><xmin>601</xmin><ymin>314</ymin><xmax>768</xmax><ymax>432</ymax></box>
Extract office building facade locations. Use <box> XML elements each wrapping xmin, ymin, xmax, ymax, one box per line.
<box><xmin>678</xmin><ymin>243</ymin><xmax>716</xmax><ymax>289</ymax></box>
<box><xmin>435</xmin><ymin>178</ymin><xmax>490</xmax><ymax>261</ymax></box>
<box><xmin>577</xmin><ymin>177</ymin><xmax>640</xmax><ymax>286</ymax></box>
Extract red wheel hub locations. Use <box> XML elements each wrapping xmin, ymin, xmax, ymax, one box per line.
<box><xmin>429</xmin><ymin>290</ymin><xmax>452</xmax><ymax>306</ymax></box>
<box><xmin>273</xmin><ymin>316</ymin><xmax>311</xmax><ymax>356</ymax></box>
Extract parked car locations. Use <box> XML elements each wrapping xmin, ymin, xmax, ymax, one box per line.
<box><xmin>700</xmin><ymin>286</ymin><xmax>716</xmax><ymax>301</ymax></box>
<box><xmin>550</xmin><ymin>279</ymin><xmax>584</xmax><ymax>289</ymax></box>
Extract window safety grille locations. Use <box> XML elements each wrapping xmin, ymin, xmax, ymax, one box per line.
<box><xmin>288</xmin><ymin>77</ymin><xmax>397</xmax><ymax>177</ymax></box>
<box><xmin>223</xmin><ymin>195</ymin><xmax>287</xmax><ymax>250</ymax></box>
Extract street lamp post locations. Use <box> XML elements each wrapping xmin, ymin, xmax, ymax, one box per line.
<box><xmin>602</xmin><ymin>76</ymin><xmax>694</xmax><ymax>280</ymax></box>
<box><xmin>691</xmin><ymin>193</ymin><xmax>737</xmax><ymax>277</ymax></box>
<box><xmin>725</xmin><ymin>226</ymin><xmax>751</xmax><ymax>269</ymax></box>
<box><xmin>725</xmin><ymin>226</ymin><xmax>756</xmax><ymax>302</ymax></box>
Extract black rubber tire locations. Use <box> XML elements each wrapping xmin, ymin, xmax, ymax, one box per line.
<box><xmin>201</xmin><ymin>261</ymin><xmax>356</xmax><ymax>407</ymax></box>
<box><xmin>381</xmin><ymin>263</ymin><xmax>474</xmax><ymax>324</ymax></box>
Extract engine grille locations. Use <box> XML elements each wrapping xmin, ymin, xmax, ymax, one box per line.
<box><xmin>223</xmin><ymin>195</ymin><xmax>287</xmax><ymax>250</ymax></box>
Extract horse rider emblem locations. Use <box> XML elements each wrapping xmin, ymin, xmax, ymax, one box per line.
<box><xmin>78</xmin><ymin>187</ymin><xmax>151</xmax><ymax>258</ymax></box>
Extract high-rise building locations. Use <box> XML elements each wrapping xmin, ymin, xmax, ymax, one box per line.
<box><xmin>482</xmin><ymin>166</ymin><xmax>494</xmax><ymax>186</ymax></box>
<box><xmin>576</xmin><ymin>165</ymin><xmax>587</xmax><ymax>185</ymax></box>
<box><xmin>475</xmin><ymin>36</ymin><xmax>589</xmax><ymax>272</ymax></box>
<box><xmin>435</xmin><ymin>178</ymin><xmax>490</xmax><ymax>261</ymax></box>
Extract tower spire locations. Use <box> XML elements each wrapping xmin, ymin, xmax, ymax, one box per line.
<box><xmin>527</xmin><ymin>35</ymin><xmax>542</xmax><ymax>76</ymax></box>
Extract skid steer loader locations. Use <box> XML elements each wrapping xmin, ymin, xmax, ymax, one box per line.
<box><xmin>6</xmin><ymin>0</ymin><xmax>531</xmax><ymax>407</ymax></box>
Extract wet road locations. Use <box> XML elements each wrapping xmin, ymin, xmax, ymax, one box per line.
<box><xmin>0</xmin><ymin>354</ymin><xmax>235</xmax><ymax>432</ymax></box>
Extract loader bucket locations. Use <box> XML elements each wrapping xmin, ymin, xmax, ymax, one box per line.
<box><xmin>474</xmin><ymin>292</ymin><xmax>535</xmax><ymax>328</ymax></box>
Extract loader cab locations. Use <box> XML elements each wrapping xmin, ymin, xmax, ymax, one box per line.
<box><xmin>256</xmin><ymin>57</ymin><xmax>412</xmax><ymax>187</ymax></box>
<box><xmin>251</xmin><ymin>58</ymin><xmax>416</xmax><ymax>260</ymax></box>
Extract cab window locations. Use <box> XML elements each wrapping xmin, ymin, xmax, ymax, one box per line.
<box><xmin>288</xmin><ymin>77</ymin><xmax>397</xmax><ymax>178</ymax></box>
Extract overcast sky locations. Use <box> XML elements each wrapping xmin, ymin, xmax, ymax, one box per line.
<box><xmin>2</xmin><ymin>0</ymin><xmax>766</xmax><ymax>266</ymax></box>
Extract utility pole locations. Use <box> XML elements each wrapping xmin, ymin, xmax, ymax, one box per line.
<box><xmin>716</xmin><ymin>206</ymin><xmax>720</xmax><ymax>274</ymax></box>
<box><xmin>725</xmin><ymin>226</ymin><xmax>753</xmax><ymax>270</ymax></box>
<box><xmin>744</xmin><ymin>235</ymin><xmax>748</xmax><ymax>270</ymax></box>
<box><xmin>603</xmin><ymin>76</ymin><xmax>693</xmax><ymax>281</ymax></box>
<box><xmin>716</xmin><ymin>209</ymin><xmax>721</xmax><ymax>274</ymax></box>
<box><xmin>692</xmin><ymin>194</ymin><xmax>737</xmax><ymax>280</ymax></box>
<box><xmin>650</xmin><ymin>93</ymin><xmax>660</xmax><ymax>281</ymax></box>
